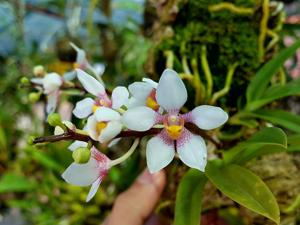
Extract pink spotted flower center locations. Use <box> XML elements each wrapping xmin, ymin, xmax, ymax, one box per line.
<box><xmin>163</xmin><ymin>114</ymin><xmax>185</xmax><ymax>140</ymax></box>
<box><xmin>92</xmin><ymin>94</ymin><xmax>112</xmax><ymax>112</ymax></box>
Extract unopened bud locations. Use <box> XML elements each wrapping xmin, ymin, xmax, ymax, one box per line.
<box><xmin>27</xmin><ymin>136</ymin><xmax>36</xmax><ymax>145</ymax></box>
<box><xmin>20</xmin><ymin>77</ymin><xmax>30</xmax><ymax>85</ymax></box>
<box><xmin>28</xmin><ymin>92</ymin><xmax>41</xmax><ymax>103</ymax></box>
<box><xmin>72</xmin><ymin>147</ymin><xmax>91</xmax><ymax>164</ymax></box>
<box><xmin>47</xmin><ymin>113</ymin><xmax>63</xmax><ymax>127</ymax></box>
<box><xmin>33</xmin><ymin>65</ymin><xmax>45</xmax><ymax>77</ymax></box>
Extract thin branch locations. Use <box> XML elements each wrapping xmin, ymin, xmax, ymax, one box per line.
<box><xmin>33</xmin><ymin>123</ymin><xmax>222</xmax><ymax>148</ymax></box>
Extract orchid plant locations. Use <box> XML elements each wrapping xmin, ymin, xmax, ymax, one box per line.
<box><xmin>36</xmin><ymin>67</ymin><xmax>227</xmax><ymax>202</ymax></box>
<box><xmin>27</xmin><ymin>41</ymin><xmax>300</xmax><ymax>225</ymax></box>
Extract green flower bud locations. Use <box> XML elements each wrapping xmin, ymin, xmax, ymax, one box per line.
<box><xmin>33</xmin><ymin>65</ymin><xmax>45</xmax><ymax>77</ymax></box>
<box><xmin>20</xmin><ymin>77</ymin><xmax>30</xmax><ymax>85</ymax></box>
<box><xmin>27</xmin><ymin>136</ymin><xmax>36</xmax><ymax>145</ymax></box>
<box><xmin>28</xmin><ymin>92</ymin><xmax>41</xmax><ymax>103</ymax></box>
<box><xmin>72</xmin><ymin>147</ymin><xmax>91</xmax><ymax>164</ymax></box>
<box><xmin>47</xmin><ymin>113</ymin><xmax>62</xmax><ymax>127</ymax></box>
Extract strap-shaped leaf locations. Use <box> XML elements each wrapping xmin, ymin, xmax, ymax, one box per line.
<box><xmin>0</xmin><ymin>173</ymin><xmax>36</xmax><ymax>193</ymax></box>
<box><xmin>174</xmin><ymin>169</ymin><xmax>207</xmax><ymax>225</ymax></box>
<box><xmin>224</xmin><ymin>127</ymin><xmax>287</xmax><ymax>164</ymax></box>
<box><xmin>287</xmin><ymin>134</ymin><xmax>300</xmax><ymax>152</ymax></box>
<box><xmin>244</xmin><ymin>109</ymin><xmax>300</xmax><ymax>133</ymax></box>
<box><xmin>246</xmin><ymin>39</ymin><xmax>300</xmax><ymax>104</ymax></box>
<box><xmin>206</xmin><ymin>161</ymin><xmax>280</xmax><ymax>224</ymax></box>
<box><xmin>246</xmin><ymin>79</ymin><xmax>300</xmax><ymax>111</ymax></box>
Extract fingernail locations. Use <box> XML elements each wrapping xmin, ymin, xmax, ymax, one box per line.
<box><xmin>138</xmin><ymin>169</ymin><xmax>160</xmax><ymax>185</ymax></box>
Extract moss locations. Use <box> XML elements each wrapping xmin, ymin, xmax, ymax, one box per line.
<box><xmin>146</xmin><ymin>0</ymin><xmax>283</xmax><ymax>107</ymax></box>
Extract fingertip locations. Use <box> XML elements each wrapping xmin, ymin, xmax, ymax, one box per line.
<box><xmin>137</xmin><ymin>169</ymin><xmax>166</xmax><ymax>191</ymax></box>
<box><xmin>106</xmin><ymin>169</ymin><xmax>166</xmax><ymax>225</ymax></box>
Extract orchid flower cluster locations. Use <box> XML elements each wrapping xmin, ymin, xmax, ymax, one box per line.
<box><xmin>30</xmin><ymin>45</ymin><xmax>228</xmax><ymax>202</ymax></box>
<box><xmin>29</xmin><ymin>43</ymin><xmax>105</xmax><ymax>114</ymax></box>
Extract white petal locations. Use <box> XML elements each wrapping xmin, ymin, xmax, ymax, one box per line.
<box><xmin>191</xmin><ymin>105</ymin><xmax>228</xmax><ymax>130</ymax></box>
<box><xmin>46</xmin><ymin>90</ymin><xmax>59</xmax><ymax>114</ymax></box>
<box><xmin>62</xmin><ymin>158</ymin><xmax>99</xmax><ymax>186</ymax></box>
<box><xmin>86</xmin><ymin>177</ymin><xmax>102</xmax><ymax>202</ymax></box>
<box><xmin>95</xmin><ymin>107</ymin><xmax>121</xmax><ymax>121</ymax></box>
<box><xmin>156</xmin><ymin>69</ymin><xmax>187</xmax><ymax>111</ymax></box>
<box><xmin>146</xmin><ymin>135</ymin><xmax>175</xmax><ymax>173</ymax></box>
<box><xmin>142</xmin><ymin>78</ymin><xmax>158</xmax><ymax>89</ymax></box>
<box><xmin>112</xmin><ymin>86</ymin><xmax>129</xmax><ymax>109</ymax></box>
<box><xmin>31</xmin><ymin>78</ymin><xmax>44</xmax><ymax>85</ymax></box>
<box><xmin>93</xmin><ymin>63</ymin><xmax>105</xmax><ymax>77</ymax></box>
<box><xmin>73</xmin><ymin>98</ymin><xmax>94</xmax><ymax>119</ymax></box>
<box><xmin>98</xmin><ymin>121</ymin><xmax>122</xmax><ymax>143</ymax></box>
<box><xmin>68</xmin><ymin>141</ymin><xmax>88</xmax><ymax>151</ymax></box>
<box><xmin>126</xmin><ymin>97</ymin><xmax>145</xmax><ymax>109</ymax></box>
<box><xmin>43</xmin><ymin>73</ymin><xmax>63</xmax><ymax>94</ymax></box>
<box><xmin>122</xmin><ymin>106</ymin><xmax>157</xmax><ymax>131</ymax></box>
<box><xmin>128</xmin><ymin>82</ymin><xmax>153</xmax><ymax>101</ymax></box>
<box><xmin>86</xmin><ymin>115</ymin><xmax>99</xmax><ymax>140</ymax></box>
<box><xmin>76</xmin><ymin>69</ymin><xmax>105</xmax><ymax>96</ymax></box>
<box><xmin>177</xmin><ymin>131</ymin><xmax>207</xmax><ymax>172</ymax></box>
<box><xmin>70</xmin><ymin>42</ymin><xmax>87</xmax><ymax>65</ymax></box>
<box><xmin>63</xmin><ymin>71</ymin><xmax>76</xmax><ymax>81</ymax></box>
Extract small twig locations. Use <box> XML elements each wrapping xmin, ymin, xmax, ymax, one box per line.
<box><xmin>33</xmin><ymin>124</ymin><xmax>222</xmax><ymax>148</ymax></box>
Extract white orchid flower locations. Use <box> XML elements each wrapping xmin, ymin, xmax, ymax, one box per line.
<box><xmin>85</xmin><ymin>107</ymin><xmax>123</xmax><ymax>143</ymax></box>
<box><xmin>123</xmin><ymin>69</ymin><xmax>228</xmax><ymax>173</ymax></box>
<box><xmin>127</xmin><ymin>78</ymin><xmax>159</xmax><ymax>110</ymax></box>
<box><xmin>70</xmin><ymin>42</ymin><xmax>105</xmax><ymax>81</ymax></box>
<box><xmin>73</xmin><ymin>69</ymin><xmax>129</xmax><ymax>119</ymax></box>
<box><xmin>62</xmin><ymin>147</ymin><xmax>111</xmax><ymax>202</ymax></box>
<box><xmin>31</xmin><ymin>73</ymin><xmax>63</xmax><ymax>114</ymax></box>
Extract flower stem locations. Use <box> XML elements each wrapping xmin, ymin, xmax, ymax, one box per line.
<box><xmin>110</xmin><ymin>138</ymin><xmax>140</xmax><ymax>166</ymax></box>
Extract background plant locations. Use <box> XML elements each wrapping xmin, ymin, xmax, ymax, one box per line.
<box><xmin>0</xmin><ymin>0</ymin><xmax>300</xmax><ymax>225</ymax></box>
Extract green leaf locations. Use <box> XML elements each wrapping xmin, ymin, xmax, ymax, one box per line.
<box><xmin>246</xmin><ymin>79</ymin><xmax>300</xmax><ymax>111</ymax></box>
<box><xmin>224</xmin><ymin>127</ymin><xmax>287</xmax><ymax>164</ymax></box>
<box><xmin>246</xmin><ymin>39</ymin><xmax>300</xmax><ymax>104</ymax></box>
<box><xmin>287</xmin><ymin>134</ymin><xmax>300</xmax><ymax>146</ymax></box>
<box><xmin>0</xmin><ymin>126</ymin><xmax>7</xmax><ymax>150</ymax></box>
<box><xmin>174</xmin><ymin>169</ymin><xmax>207</xmax><ymax>225</ymax></box>
<box><xmin>0</xmin><ymin>173</ymin><xmax>36</xmax><ymax>193</ymax></box>
<box><xmin>206</xmin><ymin>161</ymin><xmax>280</xmax><ymax>224</ymax></box>
<box><xmin>244</xmin><ymin>109</ymin><xmax>300</xmax><ymax>133</ymax></box>
<box><xmin>28</xmin><ymin>147</ymin><xmax>63</xmax><ymax>172</ymax></box>
<box><xmin>287</xmin><ymin>134</ymin><xmax>300</xmax><ymax>152</ymax></box>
